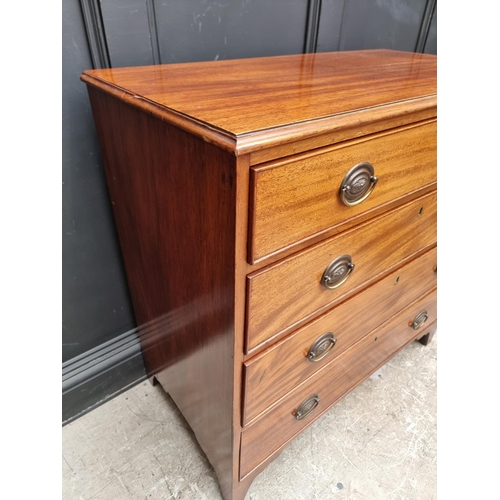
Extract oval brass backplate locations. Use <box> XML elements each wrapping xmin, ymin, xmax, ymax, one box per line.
<box><xmin>307</xmin><ymin>332</ymin><xmax>337</xmax><ymax>362</ymax></box>
<box><xmin>339</xmin><ymin>161</ymin><xmax>378</xmax><ymax>206</ymax></box>
<box><xmin>410</xmin><ymin>310</ymin><xmax>429</xmax><ymax>330</ymax></box>
<box><xmin>321</xmin><ymin>254</ymin><xmax>355</xmax><ymax>289</ymax></box>
<box><xmin>294</xmin><ymin>395</ymin><xmax>320</xmax><ymax>421</ymax></box>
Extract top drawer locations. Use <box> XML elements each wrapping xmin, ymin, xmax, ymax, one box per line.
<box><xmin>249</xmin><ymin>120</ymin><xmax>436</xmax><ymax>263</ymax></box>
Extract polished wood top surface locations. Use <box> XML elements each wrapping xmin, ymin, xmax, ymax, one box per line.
<box><xmin>82</xmin><ymin>50</ymin><xmax>436</xmax><ymax>153</ymax></box>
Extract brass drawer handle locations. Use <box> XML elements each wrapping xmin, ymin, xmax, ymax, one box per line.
<box><xmin>410</xmin><ymin>310</ymin><xmax>429</xmax><ymax>330</ymax></box>
<box><xmin>339</xmin><ymin>162</ymin><xmax>378</xmax><ymax>206</ymax></box>
<box><xmin>321</xmin><ymin>254</ymin><xmax>355</xmax><ymax>289</ymax></box>
<box><xmin>294</xmin><ymin>395</ymin><xmax>320</xmax><ymax>421</ymax></box>
<box><xmin>307</xmin><ymin>332</ymin><xmax>337</xmax><ymax>362</ymax></box>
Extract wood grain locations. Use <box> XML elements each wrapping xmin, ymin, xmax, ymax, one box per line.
<box><xmin>229</xmin><ymin>154</ymin><xmax>254</xmax><ymax>500</ymax></box>
<box><xmin>249</xmin><ymin>120</ymin><xmax>436</xmax><ymax>262</ymax></box>
<box><xmin>81</xmin><ymin>50</ymin><xmax>436</xmax><ymax>156</ymax></box>
<box><xmin>247</xmin><ymin>98</ymin><xmax>437</xmax><ymax>165</ymax></box>
<box><xmin>82</xmin><ymin>49</ymin><xmax>437</xmax><ymax>500</ymax></box>
<box><xmin>243</xmin><ymin>246</ymin><xmax>437</xmax><ymax>425</ymax></box>
<box><xmin>240</xmin><ymin>289</ymin><xmax>437</xmax><ymax>479</ymax></box>
<box><xmin>245</xmin><ymin>182</ymin><xmax>436</xmax><ymax>270</ymax></box>
<box><xmin>246</xmin><ymin>191</ymin><xmax>437</xmax><ymax>352</ymax></box>
<box><xmin>86</xmin><ymin>87</ymin><xmax>238</xmax><ymax>500</ymax></box>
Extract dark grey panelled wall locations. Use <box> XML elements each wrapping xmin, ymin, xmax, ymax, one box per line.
<box><xmin>62</xmin><ymin>0</ymin><xmax>135</xmax><ymax>364</ymax></box>
<box><xmin>101</xmin><ymin>0</ymin><xmax>310</xmax><ymax>66</ymax></box>
<box><xmin>62</xmin><ymin>0</ymin><xmax>437</xmax><ymax>424</ymax></box>
<box><xmin>62</xmin><ymin>0</ymin><xmax>144</xmax><ymax>423</ymax></box>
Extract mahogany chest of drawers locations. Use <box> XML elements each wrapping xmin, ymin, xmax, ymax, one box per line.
<box><xmin>82</xmin><ymin>49</ymin><xmax>437</xmax><ymax>500</ymax></box>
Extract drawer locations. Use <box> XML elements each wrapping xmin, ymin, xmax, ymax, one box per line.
<box><xmin>242</xmin><ymin>246</ymin><xmax>437</xmax><ymax>425</ymax></box>
<box><xmin>240</xmin><ymin>289</ymin><xmax>437</xmax><ymax>479</ymax></box>
<box><xmin>246</xmin><ymin>191</ymin><xmax>436</xmax><ymax>352</ymax></box>
<box><xmin>249</xmin><ymin>120</ymin><xmax>436</xmax><ymax>262</ymax></box>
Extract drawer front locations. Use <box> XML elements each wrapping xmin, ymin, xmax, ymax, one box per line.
<box><xmin>243</xmin><ymin>246</ymin><xmax>437</xmax><ymax>425</ymax></box>
<box><xmin>249</xmin><ymin>120</ymin><xmax>436</xmax><ymax>262</ymax></box>
<box><xmin>240</xmin><ymin>289</ymin><xmax>437</xmax><ymax>479</ymax></box>
<box><xmin>246</xmin><ymin>191</ymin><xmax>436</xmax><ymax>351</ymax></box>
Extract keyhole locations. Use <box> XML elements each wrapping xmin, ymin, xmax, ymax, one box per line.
<box><xmin>418</xmin><ymin>207</ymin><xmax>424</xmax><ymax>216</ymax></box>
<box><xmin>395</xmin><ymin>276</ymin><xmax>400</xmax><ymax>284</ymax></box>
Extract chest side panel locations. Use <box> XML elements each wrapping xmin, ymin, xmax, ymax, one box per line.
<box><xmin>86</xmin><ymin>86</ymin><xmax>239</xmax><ymax>498</ymax></box>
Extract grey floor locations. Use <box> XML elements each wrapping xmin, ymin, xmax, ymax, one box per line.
<box><xmin>62</xmin><ymin>336</ymin><xmax>437</xmax><ymax>500</ymax></box>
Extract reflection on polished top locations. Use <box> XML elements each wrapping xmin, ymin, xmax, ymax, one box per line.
<box><xmin>82</xmin><ymin>50</ymin><xmax>436</xmax><ymax>151</ymax></box>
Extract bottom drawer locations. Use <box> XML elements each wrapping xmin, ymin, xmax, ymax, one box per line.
<box><xmin>239</xmin><ymin>288</ymin><xmax>437</xmax><ymax>479</ymax></box>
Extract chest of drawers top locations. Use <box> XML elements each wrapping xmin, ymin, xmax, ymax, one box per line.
<box><xmin>82</xmin><ymin>49</ymin><xmax>436</xmax><ymax>159</ymax></box>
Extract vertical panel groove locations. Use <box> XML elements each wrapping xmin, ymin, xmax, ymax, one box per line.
<box><xmin>79</xmin><ymin>0</ymin><xmax>111</xmax><ymax>69</ymax></box>
<box><xmin>415</xmin><ymin>0</ymin><xmax>437</xmax><ymax>52</ymax></box>
<box><xmin>304</xmin><ymin>0</ymin><xmax>323</xmax><ymax>53</ymax></box>
<box><xmin>336</xmin><ymin>0</ymin><xmax>348</xmax><ymax>51</ymax></box>
<box><xmin>146</xmin><ymin>0</ymin><xmax>162</xmax><ymax>64</ymax></box>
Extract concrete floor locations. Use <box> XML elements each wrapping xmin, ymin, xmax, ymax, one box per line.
<box><xmin>62</xmin><ymin>335</ymin><xmax>437</xmax><ymax>500</ymax></box>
